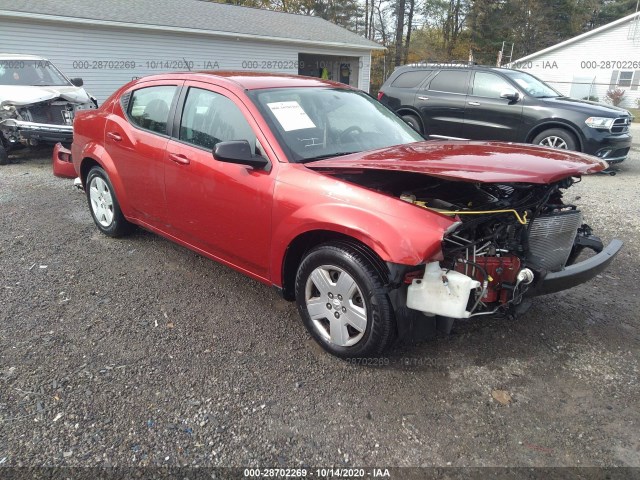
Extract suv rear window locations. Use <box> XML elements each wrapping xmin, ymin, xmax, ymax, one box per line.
<box><xmin>428</xmin><ymin>70</ymin><xmax>470</xmax><ymax>94</ymax></box>
<box><xmin>391</xmin><ymin>70</ymin><xmax>431</xmax><ymax>88</ymax></box>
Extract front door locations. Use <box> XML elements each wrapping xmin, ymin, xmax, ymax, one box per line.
<box><xmin>463</xmin><ymin>71</ymin><xmax>523</xmax><ymax>141</ymax></box>
<box><xmin>164</xmin><ymin>83</ymin><xmax>275</xmax><ymax>278</ymax></box>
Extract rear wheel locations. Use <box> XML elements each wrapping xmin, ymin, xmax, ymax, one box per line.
<box><xmin>402</xmin><ymin>114</ymin><xmax>423</xmax><ymax>134</ymax></box>
<box><xmin>86</xmin><ymin>166</ymin><xmax>132</xmax><ymax>237</ymax></box>
<box><xmin>533</xmin><ymin>128</ymin><xmax>577</xmax><ymax>151</ymax></box>
<box><xmin>295</xmin><ymin>243</ymin><xmax>396</xmax><ymax>359</ymax></box>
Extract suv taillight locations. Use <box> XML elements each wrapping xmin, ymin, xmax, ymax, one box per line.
<box><xmin>377</xmin><ymin>91</ymin><xmax>384</xmax><ymax>101</ymax></box>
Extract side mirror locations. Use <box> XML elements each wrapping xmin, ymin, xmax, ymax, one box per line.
<box><xmin>70</xmin><ymin>78</ymin><xmax>84</xmax><ymax>87</ymax></box>
<box><xmin>500</xmin><ymin>90</ymin><xmax>520</xmax><ymax>101</ymax></box>
<box><xmin>213</xmin><ymin>140</ymin><xmax>269</xmax><ymax>169</ymax></box>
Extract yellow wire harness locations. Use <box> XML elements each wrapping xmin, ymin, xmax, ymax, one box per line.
<box><xmin>414</xmin><ymin>201</ymin><xmax>529</xmax><ymax>225</ymax></box>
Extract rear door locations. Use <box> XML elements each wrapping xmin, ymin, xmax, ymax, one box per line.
<box><xmin>105</xmin><ymin>81</ymin><xmax>181</xmax><ymax>224</ymax></box>
<box><xmin>463</xmin><ymin>71</ymin><xmax>523</xmax><ymax>141</ymax></box>
<box><xmin>416</xmin><ymin>69</ymin><xmax>470</xmax><ymax>138</ymax></box>
<box><xmin>163</xmin><ymin>82</ymin><xmax>276</xmax><ymax>279</ymax></box>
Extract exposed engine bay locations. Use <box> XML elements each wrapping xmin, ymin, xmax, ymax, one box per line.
<box><xmin>329</xmin><ymin>169</ymin><xmax>605</xmax><ymax>318</ymax></box>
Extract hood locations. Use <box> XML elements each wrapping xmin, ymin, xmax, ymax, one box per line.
<box><xmin>0</xmin><ymin>85</ymin><xmax>90</xmax><ymax>106</ymax></box>
<box><xmin>541</xmin><ymin>96</ymin><xmax>631</xmax><ymax>117</ymax></box>
<box><xmin>306</xmin><ymin>141</ymin><xmax>607</xmax><ymax>184</ymax></box>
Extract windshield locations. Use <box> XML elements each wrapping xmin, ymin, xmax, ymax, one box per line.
<box><xmin>0</xmin><ymin>60</ymin><xmax>71</xmax><ymax>87</ymax></box>
<box><xmin>500</xmin><ymin>69</ymin><xmax>561</xmax><ymax>98</ymax></box>
<box><xmin>250</xmin><ymin>87</ymin><xmax>424</xmax><ymax>163</ymax></box>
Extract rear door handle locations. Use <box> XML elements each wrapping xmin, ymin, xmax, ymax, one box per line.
<box><xmin>106</xmin><ymin>132</ymin><xmax>122</xmax><ymax>141</ymax></box>
<box><xmin>417</xmin><ymin>96</ymin><xmax>429</xmax><ymax>101</ymax></box>
<box><xmin>468</xmin><ymin>101</ymin><xmax>481</xmax><ymax>106</ymax></box>
<box><xmin>168</xmin><ymin>153</ymin><xmax>190</xmax><ymax>165</ymax></box>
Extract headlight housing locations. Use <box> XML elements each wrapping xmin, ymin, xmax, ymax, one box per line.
<box><xmin>585</xmin><ymin>117</ymin><xmax>614</xmax><ymax>129</ymax></box>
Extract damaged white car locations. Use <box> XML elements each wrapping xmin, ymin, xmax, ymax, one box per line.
<box><xmin>0</xmin><ymin>54</ymin><xmax>97</xmax><ymax>165</ymax></box>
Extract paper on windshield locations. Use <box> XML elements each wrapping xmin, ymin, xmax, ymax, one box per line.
<box><xmin>267</xmin><ymin>101</ymin><xmax>316</xmax><ymax>131</ymax></box>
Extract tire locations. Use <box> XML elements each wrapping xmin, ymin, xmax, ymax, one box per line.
<box><xmin>295</xmin><ymin>243</ymin><xmax>396</xmax><ymax>359</ymax></box>
<box><xmin>0</xmin><ymin>143</ymin><xmax>8</xmax><ymax>165</ymax></box>
<box><xmin>532</xmin><ymin>128</ymin><xmax>577</xmax><ymax>151</ymax></box>
<box><xmin>402</xmin><ymin>114</ymin><xmax>423</xmax><ymax>134</ymax></box>
<box><xmin>86</xmin><ymin>166</ymin><xmax>132</xmax><ymax>237</ymax></box>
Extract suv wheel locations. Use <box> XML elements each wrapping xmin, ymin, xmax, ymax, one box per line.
<box><xmin>402</xmin><ymin>114</ymin><xmax>423</xmax><ymax>134</ymax></box>
<box><xmin>533</xmin><ymin>128</ymin><xmax>577</xmax><ymax>151</ymax></box>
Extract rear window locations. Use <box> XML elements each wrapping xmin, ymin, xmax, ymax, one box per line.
<box><xmin>391</xmin><ymin>70</ymin><xmax>431</xmax><ymax>88</ymax></box>
<box><xmin>428</xmin><ymin>70</ymin><xmax>470</xmax><ymax>95</ymax></box>
<box><xmin>128</xmin><ymin>86</ymin><xmax>177</xmax><ymax>135</ymax></box>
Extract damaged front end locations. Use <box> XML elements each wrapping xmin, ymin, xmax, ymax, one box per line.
<box><xmin>315</xmin><ymin>164</ymin><xmax>622</xmax><ymax>321</ymax></box>
<box><xmin>0</xmin><ymin>97</ymin><xmax>92</xmax><ymax>147</ymax></box>
<box><xmin>400</xmin><ymin>175</ymin><xmax>622</xmax><ymax>319</ymax></box>
<box><xmin>0</xmin><ymin>58</ymin><xmax>97</xmax><ymax>159</ymax></box>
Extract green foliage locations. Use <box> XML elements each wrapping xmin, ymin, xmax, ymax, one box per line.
<box><xmin>582</xmin><ymin>95</ymin><xmax>600</xmax><ymax>102</ymax></box>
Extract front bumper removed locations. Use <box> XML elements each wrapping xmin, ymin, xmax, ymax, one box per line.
<box><xmin>529</xmin><ymin>239</ymin><xmax>623</xmax><ymax>296</ymax></box>
<box><xmin>52</xmin><ymin>142</ymin><xmax>76</xmax><ymax>178</ymax></box>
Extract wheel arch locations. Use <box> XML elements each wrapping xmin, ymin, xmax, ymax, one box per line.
<box><xmin>78</xmin><ymin>144</ymin><xmax>133</xmax><ymax>218</ymax></box>
<box><xmin>280</xmin><ymin>230</ymin><xmax>390</xmax><ymax>301</ymax></box>
<box><xmin>396</xmin><ymin>107</ymin><xmax>424</xmax><ymax>131</ymax></box>
<box><xmin>526</xmin><ymin>121</ymin><xmax>584</xmax><ymax>151</ymax></box>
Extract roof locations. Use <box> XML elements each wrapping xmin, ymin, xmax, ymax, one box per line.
<box><xmin>0</xmin><ymin>0</ymin><xmax>383</xmax><ymax>51</ymax></box>
<box><xmin>508</xmin><ymin>11</ymin><xmax>640</xmax><ymax>64</ymax></box>
<box><xmin>136</xmin><ymin>71</ymin><xmax>353</xmax><ymax>90</ymax></box>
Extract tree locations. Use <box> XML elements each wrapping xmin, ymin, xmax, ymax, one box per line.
<box><xmin>394</xmin><ymin>0</ymin><xmax>407</xmax><ymax>66</ymax></box>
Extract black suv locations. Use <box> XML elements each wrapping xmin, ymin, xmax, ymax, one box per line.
<box><xmin>378</xmin><ymin>64</ymin><xmax>633</xmax><ymax>163</ymax></box>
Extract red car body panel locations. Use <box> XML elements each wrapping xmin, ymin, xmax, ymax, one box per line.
<box><xmin>307</xmin><ymin>141</ymin><xmax>607</xmax><ymax>183</ymax></box>
<box><xmin>52</xmin><ymin>142</ymin><xmax>76</xmax><ymax>178</ymax></box>
<box><xmin>67</xmin><ymin>72</ymin><xmax>608</xmax><ymax>292</ymax></box>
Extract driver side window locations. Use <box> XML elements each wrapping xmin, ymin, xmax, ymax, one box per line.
<box><xmin>180</xmin><ymin>87</ymin><xmax>256</xmax><ymax>152</ymax></box>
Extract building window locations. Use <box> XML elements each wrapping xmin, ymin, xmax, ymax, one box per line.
<box><xmin>618</xmin><ymin>71</ymin><xmax>633</xmax><ymax>87</ymax></box>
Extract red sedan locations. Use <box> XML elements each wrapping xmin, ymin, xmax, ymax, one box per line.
<box><xmin>60</xmin><ymin>72</ymin><xmax>622</xmax><ymax>358</ymax></box>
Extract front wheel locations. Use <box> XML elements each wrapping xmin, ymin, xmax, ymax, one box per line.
<box><xmin>295</xmin><ymin>243</ymin><xmax>396</xmax><ymax>359</ymax></box>
<box><xmin>532</xmin><ymin>128</ymin><xmax>577</xmax><ymax>151</ymax></box>
<box><xmin>86</xmin><ymin>166</ymin><xmax>132</xmax><ymax>237</ymax></box>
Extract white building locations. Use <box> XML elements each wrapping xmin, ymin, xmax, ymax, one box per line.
<box><xmin>0</xmin><ymin>0</ymin><xmax>383</xmax><ymax>103</ymax></box>
<box><xmin>508</xmin><ymin>11</ymin><xmax>640</xmax><ymax>109</ymax></box>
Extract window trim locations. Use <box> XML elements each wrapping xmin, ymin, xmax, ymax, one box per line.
<box><xmin>124</xmin><ymin>84</ymin><xmax>181</xmax><ymax>138</ymax></box>
<box><xmin>170</xmin><ymin>84</ymin><xmax>272</xmax><ymax>171</ymax></box>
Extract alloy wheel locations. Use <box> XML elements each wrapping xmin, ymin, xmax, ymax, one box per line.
<box><xmin>89</xmin><ymin>176</ymin><xmax>114</xmax><ymax>227</ymax></box>
<box><xmin>304</xmin><ymin>265</ymin><xmax>368</xmax><ymax>347</ymax></box>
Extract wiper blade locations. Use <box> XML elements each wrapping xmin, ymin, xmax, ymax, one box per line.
<box><xmin>301</xmin><ymin>151</ymin><xmax>359</xmax><ymax>163</ymax></box>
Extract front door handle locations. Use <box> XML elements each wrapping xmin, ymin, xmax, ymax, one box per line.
<box><xmin>417</xmin><ymin>96</ymin><xmax>429</xmax><ymax>101</ymax></box>
<box><xmin>106</xmin><ymin>132</ymin><xmax>122</xmax><ymax>141</ymax></box>
<box><xmin>168</xmin><ymin>153</ymin><xmax>190</xmax><ymax>165</ymax></box>
<box><xmin>468</xmin><ymin>101</ymin><xmax>481</xmax><ymax>106</ymax></box>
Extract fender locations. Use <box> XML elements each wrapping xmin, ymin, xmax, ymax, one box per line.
<box><xmin>526</xmin><ymin>120</ymin><xmax>584</xmax><ymax>151</ymax></box>
<box><xmin>269</xmin><ymin>166</ymin><xmax>456</xmax><ymax>286</ymax></box>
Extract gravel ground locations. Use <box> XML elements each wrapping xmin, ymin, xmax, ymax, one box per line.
<box><xmin>0</xmin><ymin>146</ymin><xmax>639</xmax><ymax>470</ymax></box>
